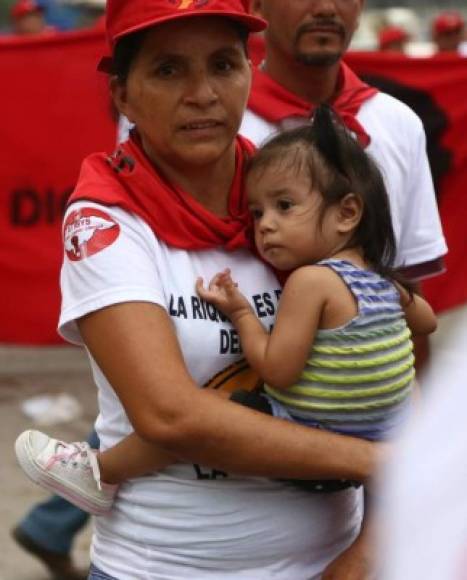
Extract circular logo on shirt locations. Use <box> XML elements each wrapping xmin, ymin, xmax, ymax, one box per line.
<box><xmin>63</xmin><ymin>208</ymin><xmax>120</xmax><ymax>261</ymax></box>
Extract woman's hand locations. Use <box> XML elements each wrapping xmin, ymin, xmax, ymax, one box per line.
<box><xmin>321</xmin><ymin>530</ymin><xmax>377</xmax><ymax>580</ymax></box>
<box><xmin>195</xmin><ymin>269</ymin><xmax>252</xmax><ymax>322</ymax></box>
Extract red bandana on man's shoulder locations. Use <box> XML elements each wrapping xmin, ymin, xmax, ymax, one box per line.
<box><xmin>68</xmin><ymin>134</ymin><xmax>255</xmax><ymax>251</ymax></box>
<box><xmin>248</xmin><ymin>63</ymin><xmax>378</xmax><ymax>147</ymax></box>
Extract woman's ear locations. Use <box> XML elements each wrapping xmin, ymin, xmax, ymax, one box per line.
<box><xmin>337</xmin><ymin>193</ymin><xmax>363</xmax><ymax>233</ymax></box>
<box><xmin>110</xmin><ymin>77</ymin><xmax>133</xmax><ymax>122</ymax></box>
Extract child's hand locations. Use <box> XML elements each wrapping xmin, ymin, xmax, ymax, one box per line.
<box><xmin>196</xmin><ymin>269</ymin><xmax>252</xmax><ymax>320</ymax></box>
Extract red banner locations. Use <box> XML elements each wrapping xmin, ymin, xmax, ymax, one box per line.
<box><xmin>0</xmin><ymin>34</ymin><xmax>466</xmax><ymax>344</ymax></box>
<box><xmin>0</xmin><ymin>29</ymin><xmax>115</xmax><ymax>344</ymax></box>
<box><xmin>345</xmin><ymin>52</ymin><xmax>467</xmax><ymax>314</ymax></box>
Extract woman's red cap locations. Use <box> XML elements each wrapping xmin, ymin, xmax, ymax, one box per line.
<box><xmin>105</xmin><ymin>0</ymin><xmax>267</xmax><ymax>46</ymax></box>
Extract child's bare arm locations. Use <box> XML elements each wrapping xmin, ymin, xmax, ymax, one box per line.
<box><xmin>396</xmin><ymin>284</ymin><xmax>437</xmax><ymax>336</ymax></box>
<box><xmin>197</xmin><ymin>267</ymin><xmax>327</xmax><ymax>390</ymax></box>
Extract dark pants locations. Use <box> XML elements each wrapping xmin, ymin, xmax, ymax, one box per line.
<box><xmin>88</xmin><ymin>564</ymin><xmax>118</xmax><ymax>579</ymax></box>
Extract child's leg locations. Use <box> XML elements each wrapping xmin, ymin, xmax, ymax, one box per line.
<box><xmin>14</xmin><ymin>430</ymin><xmax>175</xmax><ymax>517</ymax></box>
<box><xmin>97</xmin><ymin>432</ymin><xmax>175</xmax><ymax>484</ymax></box>
<box><xmin>14</xmin><ymin>391</ymin><xmax>229</xmax><ymax>515</ymax></box>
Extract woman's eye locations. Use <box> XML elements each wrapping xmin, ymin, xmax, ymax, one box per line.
<box><xmin>155</xmin><ymin>63</ymin><xmax>177</xmax><ymax>78</ymax></box>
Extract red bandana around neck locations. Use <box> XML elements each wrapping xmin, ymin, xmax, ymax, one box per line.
<box><xmin>68</xmin><ymin>134</ymin><xmax>256</xmax><ymax>252</ymax></box>
<box><xmin>248</xmin><ymin>63</ymin><xmax>378</xmax><ymax>147</ymax></box>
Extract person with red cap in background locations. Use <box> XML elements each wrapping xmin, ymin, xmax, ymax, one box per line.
<box><xmin>377</xmin><ymin>25</ymin><xmax>409</xmax><ymax>53</ymax></box>
<box><xmin>12</xmin><ymin>0</ymin><xmax>386</xmax><ymax>579</ymax></box>
<box><xmin>432</xmin><ymin>10</ymin><xmax>465</xmax><ymax>54</ymax></box>
<box><xmin>10</xmin><ymin>0</ymin><xmax>52</xmax><ymax>36</ymax></box>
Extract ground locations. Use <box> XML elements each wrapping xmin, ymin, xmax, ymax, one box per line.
<box><xmin>0</xmin><ymin>346</ymin><xmax>96</xmax><ymax>580</ymax></box>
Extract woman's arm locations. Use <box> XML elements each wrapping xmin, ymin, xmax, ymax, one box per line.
<box><xmin>78</xmin><ymin>301</ymin><xmax>378</xmax><ymax>482</ymax></box>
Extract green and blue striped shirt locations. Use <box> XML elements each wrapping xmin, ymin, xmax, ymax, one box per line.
<box><xmin>264</xmin><ymin>259</ymin><xmax>414</xmax><ymax>441</ymax></box>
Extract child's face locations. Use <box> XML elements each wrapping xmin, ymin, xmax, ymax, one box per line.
<box><xmin>247</xmin><ymin>163</ymin><xmax>342</xmax><ymax>271</ymax></box>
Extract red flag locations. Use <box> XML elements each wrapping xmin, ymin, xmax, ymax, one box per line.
<box><xmin>0</xmin><ymin>40</ymin><xmax>465</xmax><ymax>344</ymax></box>
<box><xmin>0</xmin><ymin>29</ymin><xmax>116</xmax><ymax>344</ymax></box>
<box><xmin>346</xmin><ymin>52</ymin><xmax>467</xmax><ymax>313</ymax></box>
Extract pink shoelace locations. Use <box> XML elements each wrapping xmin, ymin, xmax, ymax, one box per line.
<box><xmin>44</xmin><ymin>441</ymin><xmax>103</xmax><ymax>490</ymax></box>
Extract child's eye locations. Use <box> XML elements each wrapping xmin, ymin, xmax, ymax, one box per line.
<box><xmin>277</xmin><ymin>199</ymin><xmax>293</xmax><ymax>211</ymax></box>
<box><xmin>214</xmin><ymin>58</ymin><xmax>234</xmax><ymax>73</ymax></box>
<box><xmin>250</xmin><ymin>208</ymin><xmax>263</xmax><ymax>220</ymax></box>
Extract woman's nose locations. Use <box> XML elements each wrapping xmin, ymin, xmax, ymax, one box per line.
<box><xmin>183</xmin><ymin>71</ymin><xmax>218</xmax><ymax>107</ymax></box>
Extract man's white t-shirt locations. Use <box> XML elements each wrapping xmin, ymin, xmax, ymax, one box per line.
<box><xmin>240</xmin><ymin>92</ymin><xmax>447</xmax><ymax>273</ymax></box>
<box><xmin>59</xmin><ymin>202</ymin><xmax>363</xmax><ymax>579</ymax></box>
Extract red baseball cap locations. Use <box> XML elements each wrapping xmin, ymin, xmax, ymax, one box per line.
<box><xmin>106</xmin><ymin>0</ymin><xmax>266</xmax><ymax>47</ymax></box>
<box><xmin>378</xmin><ymin>26</ymin><xmax>408</xmax><ymax>50</ymax></box>
<box><xmin>432</xmin><ymin>11</ymin><xmax>465</xmax><ymax>35</ymax></box>
<box><xmin>11</xmin><ymin>0</ymin><xmax>43</xmax><ymax>20</ymax></box>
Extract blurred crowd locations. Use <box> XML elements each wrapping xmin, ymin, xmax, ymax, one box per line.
<box><xmin>376</xmin><ymin>10</ymin><xmax>466</xmax><ymax>54</ymax></box>
<box><xmin>2</xmin><ymin>0</ymin><xmax>104</xmax><ymax>36</ymax></box>
<box><xmin>2</xmin><ymin>0</ymin><xmax>466</xmax><ymax>56</ymax></box>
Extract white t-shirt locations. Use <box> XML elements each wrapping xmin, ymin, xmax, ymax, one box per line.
<box><xmin>59</xmin><ymin>202</ymin><xmax>363</xmax><ymax>579</ymax></box>
<box><xmin>240</xmin><ymin>91</ymin><xmax>447</xmax><ymax>272</ymax></box>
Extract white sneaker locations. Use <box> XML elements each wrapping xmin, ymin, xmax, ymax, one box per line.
<box><xmin>15</xmin><ymin>430</ymin><xmax>117</xmax><ymax>516</ymax></box>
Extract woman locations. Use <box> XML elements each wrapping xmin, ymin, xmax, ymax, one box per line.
<box><xmin>46</xmin><ymin>1</ymin><xmax>380</xmax><ymax>578</ymax></box>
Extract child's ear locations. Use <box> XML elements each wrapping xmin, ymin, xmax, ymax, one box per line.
<box><xmin>337</xmin><ymin>193</ymin><xmax>363</xmax><ymax>233</ymax></box>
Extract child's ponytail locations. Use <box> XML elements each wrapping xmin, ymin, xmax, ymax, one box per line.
<box><xmin>247</xmin><ymin>104</ymin><xmax>412</xmax><ymax>290</ymax></box>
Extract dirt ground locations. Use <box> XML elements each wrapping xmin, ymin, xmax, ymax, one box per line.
<box><xmin>0</xmin><ymin>346</ymin><xmax>96</xmax><ymax>580</ymax></box>
<box><xmin>0</xmin><ymin>305</ymin><xmax>465</xmax><ymax>580</ymax></box>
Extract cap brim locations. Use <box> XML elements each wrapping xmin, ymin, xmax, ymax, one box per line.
<box><xmin>111</xmin><ymin>9</ymin><xmax>267</xmax><ymax>46</ymax></box>
<box><xmin>99</xmin><ymin>9</ymin><xmax>267</xmax><ymax>73</ymax></box>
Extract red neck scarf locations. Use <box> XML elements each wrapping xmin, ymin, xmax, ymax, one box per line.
<box><xmin>68</xmin><ymin>134</ymin><xmax>256</xmax><ymax>251</ymax></box>
<box><xmin>248</xmin><ymin>63</ymin><xmax>378</xmax><ymax>147</ymax></box>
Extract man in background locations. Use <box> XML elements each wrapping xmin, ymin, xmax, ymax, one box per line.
<box><xmin>241</xmin><ymin>0</ymin><xmax>446</xmax><ymax>347</ymax></box>
<box><xmin>377</xmin><ymin>25</ymin><xmax>409</xmax><ymax>53</ymax></box>
<box><xmin>10</xmin><ymin>0</ymin><xmax>52</xmax><ymax>36</ymax></box>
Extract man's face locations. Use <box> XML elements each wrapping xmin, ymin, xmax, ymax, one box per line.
<box><xmin>255</xmin><ymin>0</ymin><xmax>364</xmax><ymax>66</ymax></box>
<box><xmin>435</xmin><ymin>28</ymin><xmax>464</xmax><ymax>52</ymax></box>
<box><xmin>14</xmin><ymin>11</ymin><xmax>46</xmax><ymax>35</ymax></box>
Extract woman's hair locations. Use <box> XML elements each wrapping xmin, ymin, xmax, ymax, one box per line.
<box><xmin>247</xmin><ymin>105</ymin><xmax>409</xmax><ymax>286</ymax></box>
<box><xmin>112</xmin><ymin>19</ymin><xmax>250</xmax><ymax>83</ymax></box>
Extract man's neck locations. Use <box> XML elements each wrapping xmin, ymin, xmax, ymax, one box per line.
<box><xmin>263</xmin><ymin>46</ymin><xmax>342</xmax><ymax>105</ymax></box>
